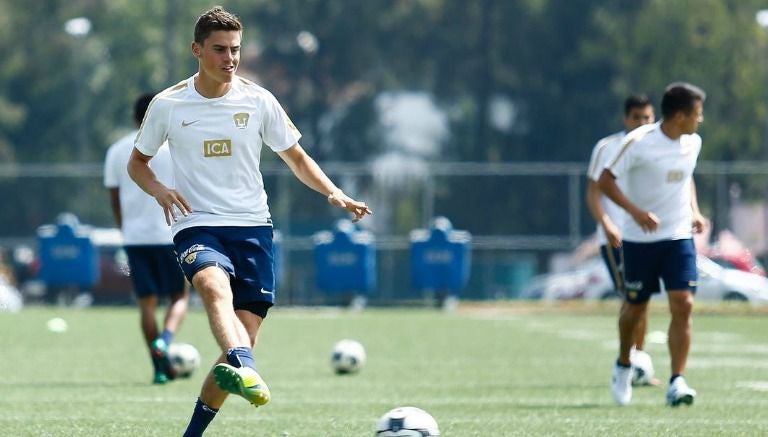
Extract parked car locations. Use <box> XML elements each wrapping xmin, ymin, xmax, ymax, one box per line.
<box><xmin>708</xmin><ymin>252</ymin><xmax>766</xmax><ymax>277</ymax></box>
<box><xmin>520</xmin><ymin>257</ymin><xmax>613</xmax><ymax>301</ymax></box>
<box><xmin>521</xmin><ymin>255</ymin><xmax>768</xmax><ymax>305</ymax></box>
<box><xmin>696</xmin><ymin>255</ymin><xmax>768</xmax><ymax>303</ymax></box>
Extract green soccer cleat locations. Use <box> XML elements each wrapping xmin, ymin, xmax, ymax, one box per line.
<box><xmin>153</xmin><ymin>370</ymin><xmax>169</xmax><ymax>385</ymax></box>
<box><xmin>213</xmin><ymin>363</ymin><xmax>270</xmax><ymax>407</ymax></box>
<box><xmin>151</xmin><ymin>338</ymin><xmax>176</xmax><ymax>381</ymax></box>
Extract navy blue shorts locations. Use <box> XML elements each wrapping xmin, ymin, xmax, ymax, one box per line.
<box><xmin>173</xmin><ymin>226</ymin><xmax>275</xmax><ymax>314</ymax></box>
<box><xmin>622</xmin><ymin>239</ymin><xmax>697</xmax><ymax>304</ymax></box>
<box><xmin>599</xmin><ymin>245</ymin><xmax>624</xmax><ymax>293</ymax></box>
<box><xmin>124</xmin><ymin>245</ymin><xmax>186</xmax><ymax>299</ymax></box>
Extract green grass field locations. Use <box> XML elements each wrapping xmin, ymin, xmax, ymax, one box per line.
<box><xmin>1</xmin><ymin>303</ymin><xmax>767</xmax><ymax>436</ymax></box>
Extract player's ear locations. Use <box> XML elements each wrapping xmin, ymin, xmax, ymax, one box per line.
<box><xmin>191</xmin><ymin>42</ymin><xmax>201</xmax><ymax>58</ymax></box>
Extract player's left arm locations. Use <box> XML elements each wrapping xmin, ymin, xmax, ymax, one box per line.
<box><xmin>277</xmin><ymin>144</ymin><xmax>372</xmax><ymax>222</ymax></box>
<box><xmin>690</xmin><ymin>177</ymin><xmax>708</xmax><ymax>233</ymax></box>
<box><xmin>108</xmin><ymin>188</ymin><xmax>122</xmax><ymax>228</ymax></box>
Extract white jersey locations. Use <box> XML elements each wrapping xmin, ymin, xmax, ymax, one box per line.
<box><xmin>587</xmin><ymin>130</ymin><xmax>627</xmax><ymax>246</ymax></box>
<box><xmin>606</xmin><ymin>122</ymin><xmax>701</xmax><ymax>243</ymax></box>
<box><xmin>134</xmin><ymin>74</ymin><xmax>301</xmax><ymax>235</ymax></box>
<box><xmin>104</xmin><ymin>130</ymin><xmax>174</xmax><ymax>245</ymax></box>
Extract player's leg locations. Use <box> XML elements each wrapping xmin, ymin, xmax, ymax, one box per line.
<box><xmin>125</xmin><ymin>246</ymin><xmax>168</xmax><ymax>383</ymax></box>
<box><xmin>612</xmin><ymin>241</ymin><xmax>656</xmax><ymax>405</ymax></box>
<box><xmin>618</xmin><ymin>301</ymin><xmax>648</xmax><ymax>365</ymax></box>
<box><xmin>193</xmin><ymin>266</ymin><xmax>252</xmax><ymax>349</ymax></box>
<box><xmin>159</xmin><ymin>290</ymin><xmax>188</xmax><ymax>347</ymax></box>
<box><xmin>198</xmin><ymin>310</ymin><xmax>264</xmax><ymax>408</ymax></box>
<box><xmin>667</xmin><ymin>290</ymin><xmax>693</xmax><ymax>376</ymax></box>
<box><xmin>662</xmin><ymin>239</ymin><xmax>697</xmax><ymax>406</ymax></box>
<box><xmin>137</xmin><ymin>295</ymin><xmax>160</xmax><ymax>346</ymax></box>
<box><xmin>210</xmin><ymin>227</ymin><xmax>275</xmax><ymax>406</ymax></box>
<box><xmin>136</xmin><ymin>294</ymin><xmax>165</xmax><ymax>382</ymax></box>
<box><xmin>183</xmin><ymin>308</ymin><xmax>266</xmax><ymax>437</ymax></box>
<box><xmin>665</xmin><ymin>289</ymin><xmax>696</xmax><ymax>405</ymax></box>
<box><xmin>157</xmin><ymin>244</ymin><xmax>189</xmax><ymax>347</ymax></box>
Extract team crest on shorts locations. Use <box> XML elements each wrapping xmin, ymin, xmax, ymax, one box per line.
<box><xmin>180</xmin><ymin>244</ymin><xmax>205</xmax><ymax>264</ymax></box>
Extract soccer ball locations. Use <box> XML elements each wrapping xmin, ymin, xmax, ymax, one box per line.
<box><xmin>331</xmin><ymin>339</ymin><xmax>366</xmax><ymax>374</ymax></box>
<box><xmin>167</xmin><ymin>342</ymin><xmax>201</xmax><ymax>378</ymax></box>
<box><xmin>631</xmin><ymin>349</ymin><xmax>655</xmax><ymax>386</ymax></box>
<box><xmin>375</xmin><ymin>406</ymin><xmax>440</xmax><ymax>436</ymax></box>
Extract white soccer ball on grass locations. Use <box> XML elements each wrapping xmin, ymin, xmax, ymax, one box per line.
<box><xmin>375</xmin><ymin>406</ymin><xmax>440</xmax><ymax>436</ymax></box>
<box><xmin>631</xmin><ymin>349</ymin><xmax>655</xmax><ymax>386</ymax></box>
<box><xmin>167</xmin><ymin>342</ymin><xmax>201</xmax><ymax>378</ymax></box>
<box><xmin>331</xmin><ymin>339</ymin><xmax>366</xmax><ymax>374</ymax></box>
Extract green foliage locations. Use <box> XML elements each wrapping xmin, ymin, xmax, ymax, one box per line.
<box><xmin>2</xmin><ymin>0</ymin><xmax>768</xmax><ymax>236</ymax></box>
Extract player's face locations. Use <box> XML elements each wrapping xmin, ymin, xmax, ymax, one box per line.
<box><xmin>623</xmin><ymin>105</ymin><xmax>655</xmax><ymax>131</ymax></box>
<box><xmin>193</xmin><ymin>30</ymin><xmax>241</xmax><ymax>84</ymax></box>
<box><xmin>680</xmin><ymin>100</ymin><xmax>704</xmax><ymax>134</ymax></box>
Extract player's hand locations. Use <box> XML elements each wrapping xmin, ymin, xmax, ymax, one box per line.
<box><xmin>632</xmin><ymin>210</ymin><xmax>660</xmax><ymax>233</ymax></box>
<box><xmin>153</xmin><ymin>188</ymin><xmax>193</xmax><ymax>225</ymax></box>
<box><xmin>604</xmin><ymin>221</ymin><xmax>622</xmax><ymax>249</ymax></box>
<box><xmin>328</xmin><ymin>190</ymin><xmax>372</xmax><ymax>222</ymax></box>
<box><xmin>692</xmin><ymin>213</ymin><xmax>709</xmax><ymax>234</ymax></box>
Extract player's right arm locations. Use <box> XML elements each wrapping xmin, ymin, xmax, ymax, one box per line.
<box><xmin>598</xmin><ymin>169</ymin><xmax>659</xmax><ymax>233</ymax></box>
<box><xmin>128</xmin><ymin>148</ymin><xmax>191</xmax><ymax>225</ymax></box>
<box><xmin>586</xmin><ymin>143</ymin><xmax>621</xmax><ymax>247</ymax></box>
<box><xmin>586</xmin><ymin>180</ymin><xmax>621</xmax><ymax>247</ymax></box>
<box><xmin>128</xmin><ymin>95</ymin><xmax>191</xmax><ymax>225</ymax></box>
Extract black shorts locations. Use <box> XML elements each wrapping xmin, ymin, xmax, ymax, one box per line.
<box><xmin>174</xmin><ymin>226</ymin><xmax>275</xmax><ymax>317</ymax></box>
<box><xmin>622</xmin><ymin>239</ymin><xmax>698</xmax><ymax>304</ymax></box>
<box><xmin>124</xmin><ymin>245</ymin><xmax>186</xmax><ymax>298</ymax></box>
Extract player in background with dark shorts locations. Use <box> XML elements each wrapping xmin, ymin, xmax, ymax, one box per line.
<box><xmin>586</xmin><ymin>94</ymin><xmax>658</xmax><ymax>386</ymax></box>
<box><xmin>599</xmin><ymin>82</ymin><xmax>707</xmax><ymax>407</ymax></box>
<box><xmin>104</xmin><ymin>92</ymin><xmax>188</xmax><ymax>384</ymax></box>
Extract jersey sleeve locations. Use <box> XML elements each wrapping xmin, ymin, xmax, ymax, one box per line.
<box><xmin>605</xmin><ymin>138</ymin><xmax>634</xmax><ymax>180</ymax></box>
<box><xmin>586</xmin><ymin>142</ymin><xmax>604</xmax><ymax>182</ymax></box>
<box><xmin>134</xmin><ymin>97</ymin><xmax>169</xmax><ymax>157</ymax></box>
<box><xmin>261</xmin><ymin>92</ymin><xmax>302</xmax><ymax>153</ymax></box>
<box><xmin>103</xmin><ymin>145</ymin><xmax>119</xmax><ymax>188</ymax></box>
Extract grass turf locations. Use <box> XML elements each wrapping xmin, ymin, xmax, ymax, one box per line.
<box><xmin>0</xmin><ymin>302</ymin><xmax>767</xmax><ymax>436</ymax></box>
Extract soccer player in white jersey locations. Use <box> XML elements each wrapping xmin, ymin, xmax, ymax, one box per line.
<box><xmin>586</xmin><ymin>94</ymin><xmax>657</xmax><ymax>386</ymax></box>
<box><xmin>599</xmin><ymin>82</ymin><xmax>707</xmax><ymax>407</ymax></box>
<box><xmin>127</xmin><ymin>7</ymin><xmax>371</xmax><ymax>436</ymax></box>
<box><xmin>104</xmin><ymin>92</ymin><xmax>188</xmax><ymax>385</ymax></box>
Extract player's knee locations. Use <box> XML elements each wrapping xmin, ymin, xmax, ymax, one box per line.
<box><xmin>669</xmin><ymin>291</ymin><xmax>694</xmax><ymax>317</ymax></box>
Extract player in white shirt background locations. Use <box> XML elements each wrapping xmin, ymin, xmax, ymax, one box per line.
<box><xmin>127</xmin><ymin>7</ymin><xmax>372</xmax><ymax>437</ymax></box>
<box><xmin>104</xmin><ymin>92</ymin><xmax>188</xmax><ymax>385</ymax></box>
<box><xmin>586</xmin><ymin>94</ymin><xmax>657</xmax><ymax>386</ymax></box>
<box><xmin>599</xmin><ymin>82</ymin><xmax>708</xmax><ymax>407</ymax></box>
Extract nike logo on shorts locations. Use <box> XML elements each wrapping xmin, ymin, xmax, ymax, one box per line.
<box><xmin>181</xmin><ymin>120</ymin><xmax>200</xmax><ymax>127</ymax></box>
<box><xmin>260</xmin><ymin>288</ymin><xmax>273</xmax><ymax>295</ymax></box>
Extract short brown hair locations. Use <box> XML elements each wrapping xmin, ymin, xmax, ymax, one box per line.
<box><xmin>194</xmin><ymin>6</ymin><xmax>242</xmax><ymax>44</ymax></box>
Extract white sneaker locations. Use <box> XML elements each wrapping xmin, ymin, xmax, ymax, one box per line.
<box><xmin>611</xmin><ymin>362</ymin><xmax>633</xmax><ymax>406</ymax></box>
<box><xmin>666</xmin><ymin>376</ymin><xmax>696</xmax><ymax>406</ymax></box>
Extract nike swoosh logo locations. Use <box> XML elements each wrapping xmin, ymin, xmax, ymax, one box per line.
<box><xmin>260</xmin><ymin>288</ymin><xmax>273</xmax><ymax>295</ymax></box>
<box><xmin>181</xmin><ymin>120</ymin><xmax>200</xmax><ymax>127</ymax></box>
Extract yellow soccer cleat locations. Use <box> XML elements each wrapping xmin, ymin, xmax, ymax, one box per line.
<box><xmin>213</xmin><ymin>363</ymin><xmax>271</xmax><ymax>407</ymax></box>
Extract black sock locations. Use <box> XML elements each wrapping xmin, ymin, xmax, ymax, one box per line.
<box><xmin>183</xmin><ymin>398</ymin><xmax>218</xmax><ymax>437</ymax></box>
<box><xmin>616</xmin><ymin>359</ymin><xmax>631</xmax><ymax>368</ymax></box>
<box><xmin>670</xmin><ymin>374</ymin><xmax>682</xmax><ymax>384</ymax></box>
